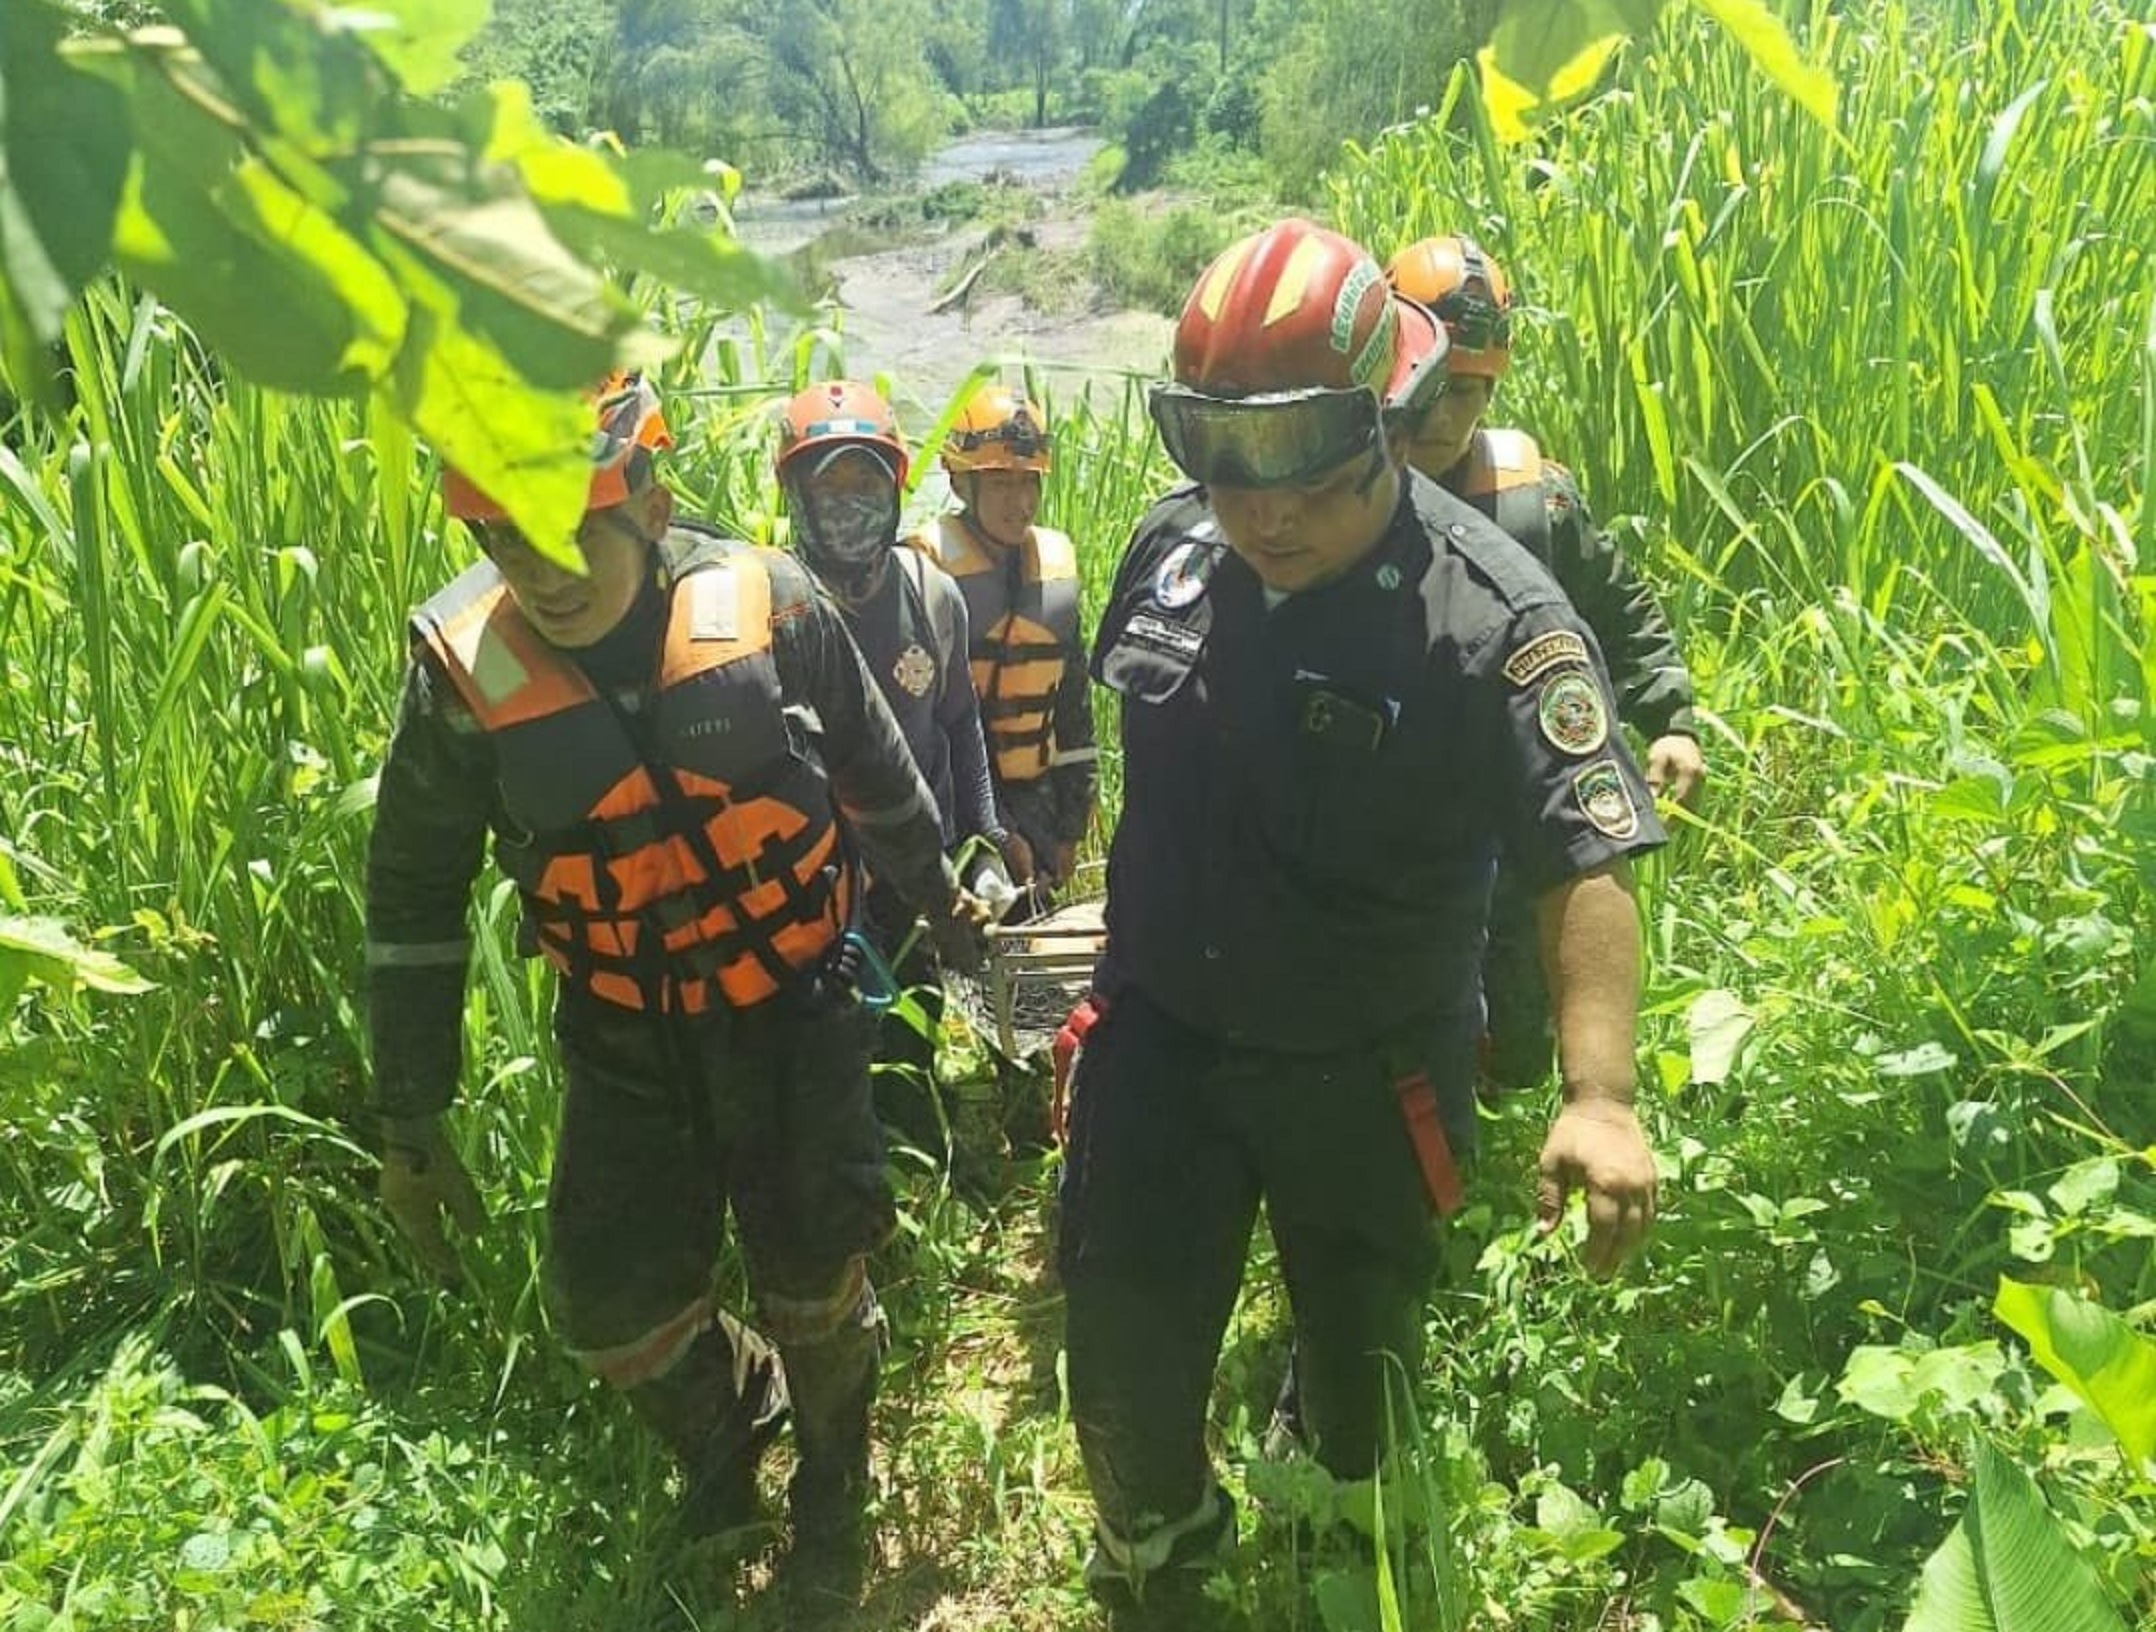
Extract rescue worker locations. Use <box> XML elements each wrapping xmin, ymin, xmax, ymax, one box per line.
<box><xmin>1061</xmin><ymin>221</ymin><xmax>1664</xmax><ymax>1628</ymax></box>
<box><xmin>1389</xmin><ymin>234</ymin><xmax>1705</xmax><ymax>1091</ymax></box>
<box><xmin>909</xmin><ymin>384</ymin><xmax>1097</xmax><ymax>907</ymax></box>
<box><xmin>774</xmin><ymin>379</ymin><xmax>1006</xmax><ymax>1159</ymax></box>
<box><xmin>363</xmin><ymin>374</ymin><xmax>987</xmax><ymax>1624</ymax></box>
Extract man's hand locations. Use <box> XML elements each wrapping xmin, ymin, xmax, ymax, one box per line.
<box><xmin>1536</xmin><ymin>1100</ymin><xmax>1657</xmax><ymax>1277</ymax></box>
<box><xmin>379</xmin><ymin>1115</ymin><xmax>485</xmax><ymax>1280</ymax></box>
<box><xmin>1644</xmin><ymin>733</ymin><xmax>1706</xmax><ymax>808</ymax></box>
<box><xmin>929</xmin><ymin>889</ymin><xmax>993</xmax><ymax>975</ymax></box>
<box><xmin>1001</xmin><ymin>831</ymin><xmax>1037</xmax><ymax>885</ymax></box>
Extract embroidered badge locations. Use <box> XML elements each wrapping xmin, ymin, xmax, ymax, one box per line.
<box><xmin>1376</xmin><ymin>562</ymin><xmax>1403</xmax><ymax>591</ymax></box>
<box><xmin>1153</xmin><ymin>541</ymin><xmax>1213</xmax><ymax>609</ymax></box>
<box><xmin>1538</xmin><ymin>671</ymin><xmax>1608</xmax><ymax>755</ymax></box>
<box><xmin>1502</xmin><ymin>629</ymin><xmax>1589</xmax><ymax>688</ymax></box>
<box><xmin>1573</xmin><ymin>761</ymin><xmax>1639</xmax><ymax>840</ymax></box>
<box><xmin>893</xmin><ymin>643</ymin><xmax>936</xmax><ymax>697</ymax></box>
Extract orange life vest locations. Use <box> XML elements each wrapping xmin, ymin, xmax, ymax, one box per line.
<box><xmin>1447</xmin><ymin>427</ymin><xmax>1550</xmax><ymax>563</ymax></box>
<box><xmin>908</xmin><ymin>515</ymin><xmax>1080</xmax><ymax>783</ymax></box>
<box><xmin>413</xmin><ymin>541</ymin><xmax>851</xmax><ymax>1015</ymax></box>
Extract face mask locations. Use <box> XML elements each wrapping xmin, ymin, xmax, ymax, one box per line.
<box><xmin>796</xmin><ymin>480</ymin><xmax>899</xmax><ymax>586</ymax></box>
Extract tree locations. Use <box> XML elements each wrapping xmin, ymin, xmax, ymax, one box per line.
<box><xmin>754</xmin><ymin>0</ymin><xmax>947</xmax><ymax>181</ymax></box>
<box><xmin>986</xmin><ymin>0</ymin><xmax>1063</xmax><ymax>126</ymax></box>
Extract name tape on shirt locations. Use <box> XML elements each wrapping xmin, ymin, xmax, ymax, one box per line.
<box><xmin>1124</xmin><ymin>611</ymin><xmax>1205</xmax><ymax>660</ymax></box>
<box><xmin>1573</xmin><ymin>760</ymin><xmax>1639</xmax><ymax>840</ymax></box>
<box><xmin>1502</xmin><ymin>629</ymin><xmax>1590</xmax><ymax>688</ymax></box>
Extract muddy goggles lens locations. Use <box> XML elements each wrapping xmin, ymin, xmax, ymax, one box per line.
<box><xmin>951</xmin><ymin>417</ymin><xmax>1052</xmax><ymax>458</ymax></box>
<box><xmin>1148</xmin><ymin>385</ymin><xmax>1381</xmax><ymax>489</ymax></box>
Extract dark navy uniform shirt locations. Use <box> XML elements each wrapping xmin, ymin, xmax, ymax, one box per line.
<box><xmin>1089</xmin><ymin>472</ymin><xmax>1665</xmax><ymax>1056</ymax></box>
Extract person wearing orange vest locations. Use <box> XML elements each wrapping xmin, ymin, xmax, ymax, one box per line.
<box><xmin>1389</xmin><ymin>235</ymin><xmax>1705</xmax><ymax>1093</ymax></box>
<box><xmin>1063</xmin><ymin>223</ymin><xmax>1663</xmax><ymax>1628</ymax></box>
<box><xmin>909</xmin><ymin>385</ymin><xmax>1098</xmax><ymax>905</ymax></box>
<box><xmin>363</xmin><ymin>374</ymin><xmax>985</xmax><ymax>1623</ymax></box>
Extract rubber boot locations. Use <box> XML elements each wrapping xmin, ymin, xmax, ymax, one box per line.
<box><xmin>1085</xmin><ymin>1485</ymin><xmax>1240</xmax><ymax>1632</ymax></box>
<box><xmin>773</xmin><ymin>1289</ymin><xmax>884</xmax><ymax>1626</ymax></box>
<box><xmin>624</xmin><ymin>1312</ymin><xmax>789</xmax><ymax>1544</ymax></box>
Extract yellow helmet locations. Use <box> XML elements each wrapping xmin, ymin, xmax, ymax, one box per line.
<box><xmin>941</xmin><ymin>384</ymin><xmax>1052</xmax><ymax>474</ymax></box>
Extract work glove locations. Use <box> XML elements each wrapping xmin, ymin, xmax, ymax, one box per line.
<box><xmin>928</xmin><ymin>888</ymin><xmax>993</xmax><ymax>976</ymax></box>
<box><xmin>379</xmin><ymin>1113</ymin><xmax>486</xmax><ymax>1281</ymax></box>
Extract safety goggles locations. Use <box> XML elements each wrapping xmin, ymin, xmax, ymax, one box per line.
<box><xmin>949</xmin><ymin>415</ymin><xmax>1052</xmax><ymax>460</ymax></box>
<box><xmin>1438</xmin><ymin>290</ymin><xmax>1511</xmax><ymax>355</ymax></box>
<box><xmin>1148</xmin><ymin>384</ymin><xmax>1383</xmax><ymax>490</ymax></box>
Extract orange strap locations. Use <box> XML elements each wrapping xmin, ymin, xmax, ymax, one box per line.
<box><xmin>1051</xmin><ymin>994</ymin><xmax>1106</xmax><ymax>1145</ymax></box>
<box><xmin>1394</xmin><ymin>1070</ymin><xmax>1465</xmax><ymax>1217</ymax></box>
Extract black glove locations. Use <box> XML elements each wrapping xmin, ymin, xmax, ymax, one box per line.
<box><xmin>928</xmin><ymin>895</ymin><xmax>990</xmax><ymax>976</ymax></box>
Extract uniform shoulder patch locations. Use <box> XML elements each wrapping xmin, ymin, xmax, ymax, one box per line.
<box><xmin>1573</xmin><ymin>760</ymin><xmax>1639</xmax><ymax>840</ymax></box>
<box><xmin>1502</xmin><ymin>629</ymin><xmax>1589</xmax><ymax>687</ymax></box>
<box><xmin>1538</xmin><ymin>670</ymin><xmax>1609</xmax><ymax>755</ymax></box>
<box><xmin>1152</xmin><ymin>539</ymin><xmax>1217</xmax><ymax>609</ymax></box>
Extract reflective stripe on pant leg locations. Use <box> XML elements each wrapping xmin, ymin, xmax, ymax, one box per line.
<box><xmin>567</xmin><ymin>1292</ymin><xmax>715</xmax><ymax>1388</ymax></box>
<box><xmin>757</xmin><ymin>1254</ymin><xmax>871</xmax><ymax>1346</ymax></box>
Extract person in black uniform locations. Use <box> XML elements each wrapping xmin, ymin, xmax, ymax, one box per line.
<box><xmin>1389</xmin><ymin>234</ymin><xmax>1704</xmax><ymax>1093</ymax></box>
<box><xmin>773</xmin><ymin>379</ymin><xmax>1008</xmax><ymax>1160</ymax></box>
<box><xmin>1059</xmin><ymin>221</ymin><xmax>1666</xmax><ymax>1628</ymax></box>
<box><xmin>364</xmin><ymin>375</ymin><xmax>988</xmax><ymax>1625</ymax></box>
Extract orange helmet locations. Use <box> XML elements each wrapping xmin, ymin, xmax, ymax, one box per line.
<box><xmin>775</xmin><ymin>380</ymin><xmax>910</xmax><ymax>487</ymax></box>
<box><xmin>941</xmin><ymin>384</ymin><xmax>1052</xmax><ymax>474</ymax></box>
<box><xmin>443</xmin><ymin>372</ymin><xmax>674</xmax><ymax>522</ymax></box>
<box><xmin>1171</xmin><ymin>218</ymin><xmax>1447</xmax><ymax>414</ymax></box>
<box><xmin>1385</xmin><ymin>236</ymin><xmax>1514</xmax><ymax>379</ymax></box>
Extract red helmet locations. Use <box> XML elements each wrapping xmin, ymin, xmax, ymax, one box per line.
<box><xmin>775</xmin><ymin>380</ymin><xmax>910</xmax><ymax>486</ymax></box>
<box><xmin>443</xmin><ymin>372</ymin><xmax>673</xmax><ymax>522</ymax></box>
<box><xmin>1172</xmin><ymin>218</ymin><xmax>1446</xmax><ymax>413</ymax></box>
<box><xmin>1385</xmin><ymin>236</ymin><xmax>1514</xmax><ymax>379</ymax></box>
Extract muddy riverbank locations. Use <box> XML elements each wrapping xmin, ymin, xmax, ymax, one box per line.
<box><xmin>730</xmin><ymin>129</ymin><xmax>1174</xmax><ymax>413</ymax></box>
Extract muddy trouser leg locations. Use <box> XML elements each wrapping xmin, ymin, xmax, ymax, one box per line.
<box><xmin>1058</xmin><ymin>990</ymin><xmax>1251</xmax><ymax>1603</ymax></box>
<box><xmin>862</xmin><ymin>881</ymin><xmax>950</xmax><ymax>1166</ymax></box>
<box><xmin>1253</xmin><ymin>1021</ymin><xmax>1470</xmax><ymax>1484</ymax></box>
<box><xmin>542</xmin><ymin>1002</ymin><xmax>786</xmax><ymax>1533</ymax></box>
<box><xmin>728</xmin><ymin>986</ymin><xmax>893</xmax><ymax>1612</ymax></box>
<box><xmin>1480</xmin><ymin>862</ymin><xmax>1553</xmax><ymax>1093</ymax></box>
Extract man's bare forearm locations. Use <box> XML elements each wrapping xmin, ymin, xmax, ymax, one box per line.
<box><xmin>1535</xmin><ymin>859</ymin><xmax>1642</xmax><ymax>1109</ymax></box>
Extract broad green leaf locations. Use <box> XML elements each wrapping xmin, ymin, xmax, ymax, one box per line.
<box><xmin>1904</xmin><ymin>1438</ymin><xmax>2129</xmax><ymax>1632</ymax></box>
<box><xmin>355</xmin><ymin>142</ymin><xmax>667</xmax><ymax>390</ymax></box>
<box><xmin>1993</xmin><ymin>1279</ymin><xmax>2156</xmax><ymax>1466</ymax></box>
<box><xmin>111</xmin><ymin>68</ymin><xmax>388</xmax><ymax>394</ymax></box>
<box><xmin>0</xmin><ymin>915</ymin><xmax>152</xmax><ymax>995</ymax></box>
<box><xmin>1477</xmin><ymin>0</ymin><xmax>1650</xmax><ymax>144</ymax></box>
<box><xmin>1693</xmin><ymin>0</ymin><xmax>1836</xmax><ymax>130</ymax></box>
<box><xmin>1686</xmin><ymin>988</ymin><xmax>1754</xmax><ymax>1084</ymax></box>
<box><xmin>157</xmin><ymin>0</ymin><xmax>384</xmax><ymax>156</ymax></box>
<box><xmin>1877</xmin><ymin>1041</ymin><xmax>1957</xmax><ymax>1078</ymax></box>
<box><xmin>386</xmin><ymin>298</ymin><xmax>595</xmax><ymax>566</ymax></box>
<box><xmin>0</xmin><ymin>1</ymin><xmax>133</xmax><ymax>386</ymax></box>
<box><xmin>334</xmin><ymin>0</ymin><xmax>490</xmax><ymax>96</ymax></box>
